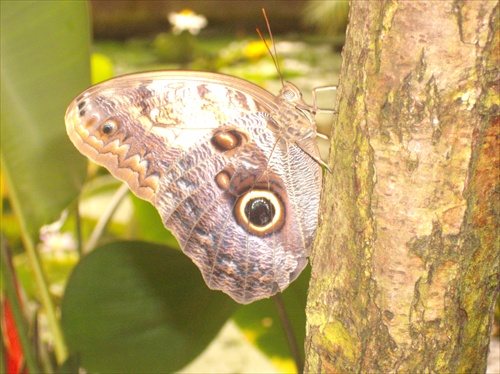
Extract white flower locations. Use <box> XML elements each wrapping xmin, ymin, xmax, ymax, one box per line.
<box><xmin>39</xmin><ymin>210</ymin><xmax>77</xmax><ymax>256</ymax></box>
<box><xmin>39</xmin><ymin>232</ymin><xmax>76</xmax><ymax>254</ymax></box>
<box><xmin>168</xmin><ymin>9</ymin><xmax>207</xmax><ymax>35</ymax></box>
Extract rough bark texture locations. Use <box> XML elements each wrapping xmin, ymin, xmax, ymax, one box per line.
<box><xmin>305</xmin><ymin>1</ymin><xmax>499</xmax><ymax>373</ymax></box>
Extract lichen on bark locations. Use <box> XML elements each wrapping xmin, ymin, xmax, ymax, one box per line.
<box><xmin>305</xmin><ymin>1</ymin><xmax>499</xmax><ymax>372</ymax></box>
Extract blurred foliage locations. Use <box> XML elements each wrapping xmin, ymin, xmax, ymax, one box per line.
<box><xmin>302</xmin><ymin>1</ymin><xmax>349</xmax><ymax>50</ymax></box>
<box><xmin>303</xmin><ymin>1</ymin><xmax>349</xmax><ymax>36</ymax></box>
<box><xmin>1</xmin><ymin>0</ymin><xmax>91</xmax><ymax>369</ymax></box>
<box><xmin>153</xmin><ymin>31</ymin><xmax>197</xmax><ymax>64</ymax></box>
<box><xmin>1</xmin><ymin>2</ymin><xmax>344</xmax><ymax>372</ymax></box>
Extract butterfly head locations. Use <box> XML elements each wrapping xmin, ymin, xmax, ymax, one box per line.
<box><xmin>278</xmin><ymin>82</ymin><xmax>315</xmax><ymax>119</ymax></box>
<box><xmin>273</xmin><ymin>82</ymin><xmax>317</xmax><ymax>144</ymax></box>
<box><xmin>279</xmin><ymin>82</ymin><xmax>302</xmax><ymax>102</ymax></box>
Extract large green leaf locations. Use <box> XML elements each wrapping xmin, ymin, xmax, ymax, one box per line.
<box><xmin>130</xmin><ymin>193</ymin><xmax>181</xmax><ymax>248</ymax></box>
<box><xmin>1</xmin><ymin>1</ymin><xmax>90</xmax><ymax>237</ymax></box>
<box><xmin>61</xmin><ymin>241</ymin><xmax>239</xmax><ymax>373</ymax></box>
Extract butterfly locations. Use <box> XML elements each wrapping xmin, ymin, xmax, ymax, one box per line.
<box><xmin>65</xmin><ymin>54</ymin><xmax>328</xmax><ymax>305</ymax></box>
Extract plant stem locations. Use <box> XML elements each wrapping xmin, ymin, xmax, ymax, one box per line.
<box><xmin>20</xmin><ymin>232</ymin><xmax>68</xmax><ymax>364</ymax></box>
<box><xmin>2</xmin><ymin>160</ymin><xmax>68</xmax><ymax>365</ymax></box>
<box><xmin>83</xmin><ymin>183</ymin><xmax>130</xmax><ymax>253</ymax></box>
<box><xmin>273</xmin><ymin>293</ymin><xmax>304</xmax><ymax>373</ymax></box>
<box><xmin>73</xmin><ymin>201</ymin><xmax>83</xmax><ymax>256</ymax></box>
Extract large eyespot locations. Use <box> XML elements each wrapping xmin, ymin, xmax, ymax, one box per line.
<box><xmin>234</xmin><ymin>190</ymin><xmax>285</xmax><ymax>236</ymax></box>
<box><xmin>101</xmin><ymin>120</ymin><xmax>118</xmax><ymax>135</ymax></box>
<box><xmin>244</xmin><ymin>198</ymin><xmax>274</xmax><ymax>226</ymax></box>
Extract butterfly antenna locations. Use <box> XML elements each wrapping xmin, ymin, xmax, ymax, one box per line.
<box><xmin>256</xmin><ymin>8</ymin><xmax>284</xmax><ymax>87</ymax></box>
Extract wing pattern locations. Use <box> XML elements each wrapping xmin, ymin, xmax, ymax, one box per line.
<box><xmin>65</xmin><ymin>71</ymin><xmax>322</xmax><ymax>303</ymax></box>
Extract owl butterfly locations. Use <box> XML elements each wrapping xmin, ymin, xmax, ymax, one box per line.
<box><xmin>65</xmin><ymin>16</ymin><xmax>330</xmax><ymax>304</ymax></box>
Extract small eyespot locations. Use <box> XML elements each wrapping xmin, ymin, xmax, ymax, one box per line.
<box><xmin>215</xmin><ymin>170</ymin><xmax>232</xmax><ymax>190</ymax></box>
<box><xmin>101</xmin><ymin>120</ymin><xmax>117</xmax><ymax>135</ymax></box>
<box><xmin>211</xmin><ymin>129</ymin><xmax>247</xmax><ymax>152</ymax></box>
<box><xmin>77</xmin><ymin>100</ymin><xmax>87</xmax><ymax>110</ymax></box>
<box><xmin>78</xmin><ymin>102</ymin><xmax>92</xmax><ymax>117</ymax></box>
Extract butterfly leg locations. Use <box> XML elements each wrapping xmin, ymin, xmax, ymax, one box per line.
<box><xmin>312</xmin><ymin>85</ymin><xmax>338</xmax><ymax>114</ymax></box>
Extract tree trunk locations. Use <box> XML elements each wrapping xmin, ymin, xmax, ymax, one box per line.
<box><xmin>305</xmin><ymin>1</ymin><xmax>499</xmax><ymax>372</ymax></box>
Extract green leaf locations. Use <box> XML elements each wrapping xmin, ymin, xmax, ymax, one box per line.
<box><xmin>61</xmin><ymin>241</ymin><xmax>239</xmax><ymax>373</ymax></box>
<box><xmin>130</xmin><ymin>194</ymin><xmax>180</xmax><ymax>248</ymax></box>
<box><xmin>0</xmin><ymin>1</ymin><xmax>90</xmax><ymax>237</ymax></box>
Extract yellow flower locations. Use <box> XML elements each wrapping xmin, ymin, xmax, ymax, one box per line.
<box><xmin>243</xmin><ymin>40</ymin><xmax>271</xmax><ymax>60</ymax></box>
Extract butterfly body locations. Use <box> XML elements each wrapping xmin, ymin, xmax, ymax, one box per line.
<box><xmin>66</xmin><ymin>71</ymin><xmax>322</xmax><ymax>303</ymax></box>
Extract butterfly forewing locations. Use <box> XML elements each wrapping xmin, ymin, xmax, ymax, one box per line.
<box><xmin>65</xmin><ymin>71</ymin><xmax>322</xmax><ymax>304</ymax></box>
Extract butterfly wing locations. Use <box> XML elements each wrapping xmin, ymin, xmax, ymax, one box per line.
<box><xmin>65</xmin><ymin>71</ymin><xmax>321</xmax><ymax>304</ymax></box>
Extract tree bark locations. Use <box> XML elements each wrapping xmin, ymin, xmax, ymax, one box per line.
<box><xmin>305</xmin><ymin>1</ymin><xmax>499</xmax><ymax>373</ymax></box>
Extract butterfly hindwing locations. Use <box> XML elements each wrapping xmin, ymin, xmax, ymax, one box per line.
<box><xmin>65</xmin><ymin>71</ymin><xmax>322</xmax><ymax>303</ymax></box>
